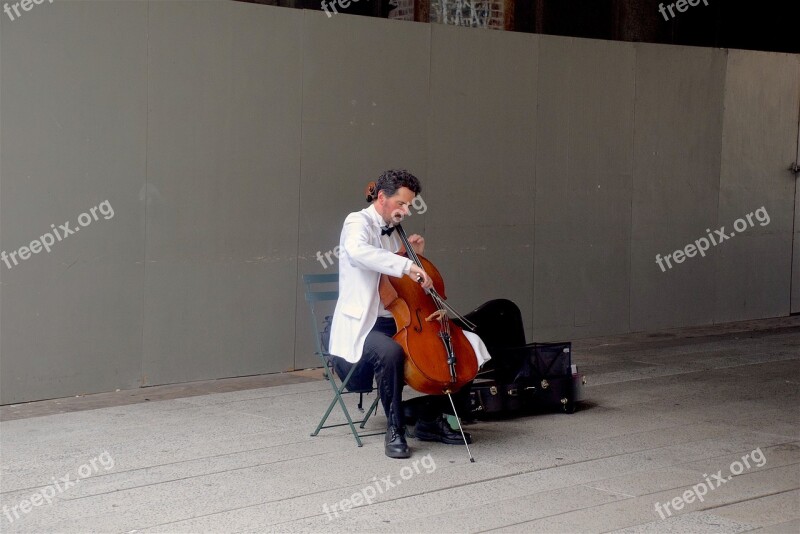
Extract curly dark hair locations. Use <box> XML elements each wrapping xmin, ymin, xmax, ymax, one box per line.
<box><xmin>374</xmin><ymin>169</ymin><xmax>422</xmax><ymax>199</ymax></box>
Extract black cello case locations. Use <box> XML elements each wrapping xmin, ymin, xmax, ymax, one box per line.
<box><xmin>456</xmin><ymin>299</ymin><xmax>585</xmax><ymax>418</ymax></box>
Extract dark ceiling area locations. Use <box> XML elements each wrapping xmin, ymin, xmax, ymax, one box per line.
<box><xmin>515</xmin><ymin>0</ymin><xmax>799</xmax><ymax>54</ymax></box>
<box><xmin>238</xmin><ymin>0</ymin><xmax>800</xmax><ymax>54</ymax></box>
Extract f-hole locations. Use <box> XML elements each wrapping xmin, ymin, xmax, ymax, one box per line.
<box><xmin>414</xmin><ymin>309</ymin><xmax>424</xmax><ymax>333</ymax></box>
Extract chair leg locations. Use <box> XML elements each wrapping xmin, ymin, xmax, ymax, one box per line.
<box><xmin>360</xmin><ymin>395</ymin><xmax>381</xmax><ymax>429</ymax></box>
<box><xmin>311</xmin><ymin>362</ymin><xmax>366</xmax><ymax>447</ymax></box>
<box><xmin>311</xmin><ymin>394</ymin><xmax>343</xmax><ymax>436</ymax></box>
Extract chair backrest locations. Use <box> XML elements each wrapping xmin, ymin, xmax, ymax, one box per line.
<box><xmin>302</xmin><ymin>273</ymin><xmax>339</xmax><ymax>359</ymax></box>
<box><xmin>303</xmin><ymin>272</ymin><xmax>376</xmax><ymax>394</ymax></box>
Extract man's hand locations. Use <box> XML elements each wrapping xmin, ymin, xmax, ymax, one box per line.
<box><xmin>406</xmin><ymin>234</ymin><xmax>425</xmax><ymax>256</ymax></box>
<box><xmin>408</xmin><ymin>264</ymin><xmax>433</xmax><ymax>290</ymax></box>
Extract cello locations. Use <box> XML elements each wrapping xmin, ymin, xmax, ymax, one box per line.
<box><xmin>367</xmin><ymin>182</ymin><xmax>480</xmax><ymax>461</ymax></box>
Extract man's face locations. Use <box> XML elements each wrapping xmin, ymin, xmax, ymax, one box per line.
<box><xmin>376</xmin><ymin>187</ymin><xmax>416</xmax><ymax>225</ymax></box>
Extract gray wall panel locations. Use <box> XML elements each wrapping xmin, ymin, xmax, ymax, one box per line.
<box><xmin>2</xmin><ymin>1</ymin><xmax>798</xmax><ymax>404</ymax></box>
<box><xmin>533</xmin><ymin>36</ymin><xmax>635</xmax><ymax>341</ymax></box>
<box><xmin>630</xmin><ymin>44</ymin><xmax>727</xmax><ymax>332</ymax></box>
<box><xmin>795</xmin><ymin>154</ymin><xmax>800</xmax><ymax>314</ymax></box>
<box><xmin>791</xmin><ymin>65</ymin><xmax>800</xmax><ymax>315</ymax></box>
<box><xmin>142</xmin><ymin>262</ymin><xmax>296</xmax><ymax>383</ymax></box>
<box><xmin>426</xmin><ymin>25</ymin><xmax>538</xmax><ymax>340</ymax></box>
<box><xmin>0</xmin><ymin>1</ymin><xmax>147</xmax><ymax>403</ymax></box>
<box><xmin>294</xmin><ymin>12</ymin><xmax>431</xmax><ymax>369</ymax></box>
<box><xmin>795</xmin><ymin>182</ymin><xmax>800</xmax><ymax>314</ymax></box>
<box><xmin>715</xmin><ymin>50</ymin><xmax>800</xmax><ymax>322</ymax></box>
<box><xmin>142</xmin><ymin>2</ymin><xmax>303</xmax><ymax>384</ymax></box>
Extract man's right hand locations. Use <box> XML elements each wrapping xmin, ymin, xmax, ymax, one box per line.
<box><xmin>408</xmin><ymin>265</ymin><xmax>433</xmax><ymax>290</ymax></box>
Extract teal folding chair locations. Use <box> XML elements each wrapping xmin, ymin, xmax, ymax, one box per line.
<box><xmin>303</xmin><ymin>273</ymin><xmax>382</xmax><ymax>446</ymax></box>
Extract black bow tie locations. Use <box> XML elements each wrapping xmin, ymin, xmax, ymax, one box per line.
<box><xmin>381</xmin><ymin>225</ymin><xmax>395</xmax><ymax>236</ymax></box>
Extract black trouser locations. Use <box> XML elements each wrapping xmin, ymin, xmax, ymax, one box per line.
<box><xmin>335</xmin><ymin>317</ymin><xmax>471</xmax><ymax>429</ymax></box>
<box><xmin>362</xmin><ymin>317</ymin><xmax>406</xmax><ymax>427</ymax></box>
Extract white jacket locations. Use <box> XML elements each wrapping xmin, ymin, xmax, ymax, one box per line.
<box><xmin>329</xmin><ymin>204</ymin><xmax>411</xmax><ymax>363</ymax></box>
<box><xmin>328</xmin><ymin>204</ymin><xmax>491</xmax><ymax>369</ymax></box>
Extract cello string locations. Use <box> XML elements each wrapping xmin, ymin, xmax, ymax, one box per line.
<box><xmin>396</xmin><ymin>223</ymin><xmax>477</xmax><ymax>394</ymax></box>
<box><xmin>426</xmin><ymin>286</ymin><xmax>478</xmax><ymax>332</ymax></box>
<box><xmin>395</xmin><ymin>225</ymin><xmax>478</xmax><ymax>331</ymax></box>
<box><xmin>396</xmin><ymin>223</ymin><xmax>452</xmax><ymax>352</ymax></box>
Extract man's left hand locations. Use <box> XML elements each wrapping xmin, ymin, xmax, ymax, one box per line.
<box><xmin>406</xmin><ymin>234</ymin><xmax>425</xmax><ymax>256</ymax></box>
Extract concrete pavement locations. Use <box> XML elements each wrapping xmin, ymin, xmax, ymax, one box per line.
<box><xmin>1</xmin><ymin>317</ymin><xmax>798</xmax><ymax>533</ymax></box>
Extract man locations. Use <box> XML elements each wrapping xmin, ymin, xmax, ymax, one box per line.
<box><xmin>328</xmin><ymin>169</ymin><xmax>490</xmax><ymax>459</ymax></box>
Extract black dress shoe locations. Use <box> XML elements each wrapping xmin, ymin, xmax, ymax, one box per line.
<box><xmin>415</xmin><ymin>416</ymin><xmax>472</xmax><ymax>445</ymax></box>
<box><xmin>385</xmin><ymin>425</ymin><xmax>411</xmax><ymax>459</ymax></box>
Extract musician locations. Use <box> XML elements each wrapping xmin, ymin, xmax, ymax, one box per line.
<box><xmin>328</xmin><ymin>169</ymin><xmax>490</xmax><ymax>459</ymax></box>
